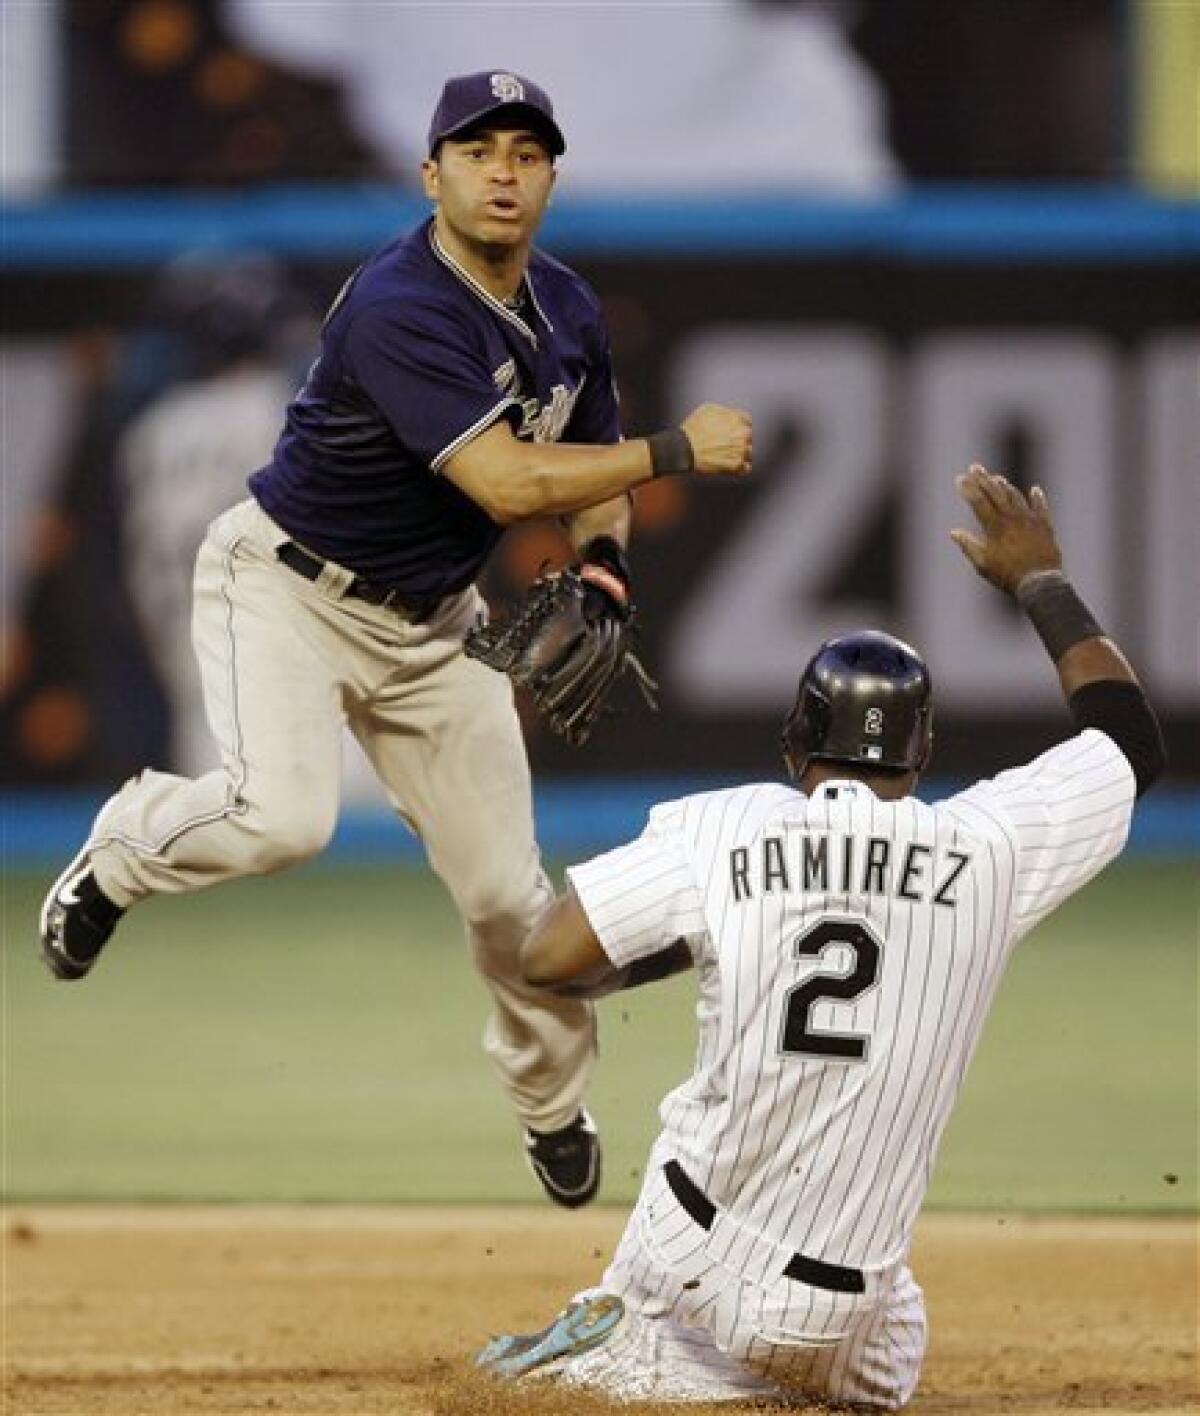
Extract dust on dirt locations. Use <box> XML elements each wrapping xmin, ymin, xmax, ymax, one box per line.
<box><xmin>4</xmin><ymin>1207</ymin><xmax>1195</xmax><ymax>1415</ymax></box>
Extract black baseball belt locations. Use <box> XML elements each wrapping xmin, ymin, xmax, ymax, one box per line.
<box><xmin>663</xmin><ymin>1160</ymin><xmax>866</xmax><ymax>1295</ymax></box>
<box><xmin>277</xmin><ymin>541</ymin><xmax>443</xmax><ymax>620</ymax></box>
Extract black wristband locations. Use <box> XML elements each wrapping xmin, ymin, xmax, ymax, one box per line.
<box><xmin>646</xmin><ymin>428</ymin><xmax>694</xmax><ymax>478</ymax></box>
<box><xmin>1016</xmin><ymin>570</ymin><xmax>1104</xmax><ymax>662</ymax></box>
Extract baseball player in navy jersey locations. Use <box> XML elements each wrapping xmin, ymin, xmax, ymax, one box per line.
<box><xmin>476</xmin><ymin>465</ymin><xmax>1165</xmax><ymax>1403</ymax></box>
<box><xmin>38</xmin><ymin>70</ymin><xmax>752</xmax><ymax>1207</ymax></box>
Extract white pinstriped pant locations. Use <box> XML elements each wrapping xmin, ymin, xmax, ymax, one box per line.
<box><xmin>557</xmin><ymin>1166</ymin><xmax>927</xmax><ymax>1408</ymax></box>
<box><xmin>85</xmin><ymin>498</ymin><xmax>594</xmax><ymax>1132</ymax></box>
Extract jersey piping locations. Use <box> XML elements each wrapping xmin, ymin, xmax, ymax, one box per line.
<box><xmin>429</xmin><ymin>395</ymin><xmax>520</xmax><ymax>473</ymax></box>
<box><xmin>92</xmin><ymin>535</ymin><xmax>251</xmax><ymax>856</ymax></box>
<box><xmin>428</xmin><ymin>226</ymin><xmax>541</xmax><ymax>348</ymax></box>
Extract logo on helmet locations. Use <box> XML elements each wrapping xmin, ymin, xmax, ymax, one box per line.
<box><xmin>865</xmin><ymin>707</ymin><xmax>884</xmax><ymax>736</ymax></box>
<box><xmin>490</xmin><ymin>73</ymin><xmax>526</xmax><ymax>103</ymax></box>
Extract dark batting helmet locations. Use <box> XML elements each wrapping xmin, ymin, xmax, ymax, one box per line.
<box><xmin>781</xmin><ymin>630</ymin><xmax>933</xmax><ymax>779</ymax></box>
<box><xmin>154</xmin><ymin>251</ymin><xmax>308</xmax><ymax>374</ymax></box>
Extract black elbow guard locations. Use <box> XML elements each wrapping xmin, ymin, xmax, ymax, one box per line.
<box><xmin>624</xmin><ymin>938</ymin><xmax>695</xmax><ymax>990</ymax></box>
<box><xmin>1068</xmin><ymin>680</ymin><xmax>1167</xmax><ymax>797</ymax></box>
<box><xmin>552</xmin><ymin>939</ymin><xmax>694</xmax><ymax>1000</ymax></box>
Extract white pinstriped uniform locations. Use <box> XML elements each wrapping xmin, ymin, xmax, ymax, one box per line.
<box><xmin>559</xmin><ymin>729</ymin><xmax>1136</xmax><ymax>1407</ymax></box>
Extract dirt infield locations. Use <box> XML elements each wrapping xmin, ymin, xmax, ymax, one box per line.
<box><xmin>4</xmin><ymin>1207</ymin><xmax>1196</xmax><ymax>1415</ymax></box>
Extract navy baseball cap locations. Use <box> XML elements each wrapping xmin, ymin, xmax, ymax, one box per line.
<box><xmin>428</xmin><ymin>70</ymin><xmax>566</xmax><ymax>157</ymax></box>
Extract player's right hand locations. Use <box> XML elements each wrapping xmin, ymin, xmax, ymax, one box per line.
<box><xmin>950</xmin><ymin>463</ymin><xmax>1063</xmax><ymax>595</ymax></box>
<box><xmin>681</xmin><ymin>404</ymin><xmax>753</xmax><ymax>478</ymax></box>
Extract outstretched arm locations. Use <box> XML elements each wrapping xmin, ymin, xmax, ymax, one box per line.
<box><xmin>951</xmin><ymin>464</ymin><xmax>1165</xmax><ymax>796</ymax></box>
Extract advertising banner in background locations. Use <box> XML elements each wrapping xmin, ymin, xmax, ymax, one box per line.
<box><xmin>3</xmin><ymin>235</ymin><xmax>1197</xmax><ymax>787</ymax></box>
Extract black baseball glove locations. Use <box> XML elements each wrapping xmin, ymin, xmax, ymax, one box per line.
<box><xmin>464</xmin><ymin>538</ymin><xmax>657</xmax><ymax>746</ymax></box>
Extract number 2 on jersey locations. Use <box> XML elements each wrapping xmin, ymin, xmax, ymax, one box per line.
<box><xmin>779</xmin><ymin>918</ymin><xmax>882</xmax><ymax>1062</ymax></box>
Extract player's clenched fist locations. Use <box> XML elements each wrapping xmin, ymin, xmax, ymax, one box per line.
<box><xmin>681</xmin><ymin>403</ymin><xmax>753</xmax><ymax>477</ymax></box>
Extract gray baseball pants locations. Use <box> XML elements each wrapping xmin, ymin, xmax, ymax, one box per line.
<box><xmin>88</xmin><ymin>497</ymin><xmax>594</xmax><ymax>1132</ymax></box>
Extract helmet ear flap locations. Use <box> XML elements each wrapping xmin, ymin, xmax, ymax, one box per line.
<box><xmin>780</xmin><ymin>705</ymin><xmax>803</xmax><ymax>781</ymax></box>
<box><xmin>914</xmin><ymin>705</ymin><xmax>934</xmax><ymax>773</ymax></box>
<box><xmin>780</xmin><ymin>681</ymin><xmax>827</xmax><ymax>781</ymax></box>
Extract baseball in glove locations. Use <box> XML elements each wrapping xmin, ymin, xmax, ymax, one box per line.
<box><xmin>465</xmin><ymin>537</ymin><xmax>658</xmax><ymax>745</ymax></box>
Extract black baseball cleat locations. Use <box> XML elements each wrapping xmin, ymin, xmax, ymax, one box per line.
<box><xmin>39</xmin><ymin>851</ymin><xmax>124</xmax><ymax>981</ymax></box>
<box><xmin>525</xmin><ymin>1110</ymin><xmax>602</xmax><ymax>1208</ymax></box>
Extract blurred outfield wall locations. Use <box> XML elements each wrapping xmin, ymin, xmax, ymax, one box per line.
<box><xmin>2</xmin><ymin>190</ymin><xmax>1198</xmax><ymax>812</ymax></box>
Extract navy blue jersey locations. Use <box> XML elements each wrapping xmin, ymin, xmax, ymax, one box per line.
<box><xmin>250</xmin><ymin>218</ymin><xmax>621</xmax><ymax>595</ymax></box>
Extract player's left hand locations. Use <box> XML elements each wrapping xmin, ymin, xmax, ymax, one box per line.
<box><xmin>950</xmin><ymin>464</ymin><xmax>1063</xmax><ymax>595</ymax></box>
<box><xmin>576</xmin><ymin>534</ymin><xmax>632</xmax><ymax>625</ymax></box>
<box><xmin>464</xmin><ymin>568</ymin><xmax>657</xmax><ymax>746</ymax></box>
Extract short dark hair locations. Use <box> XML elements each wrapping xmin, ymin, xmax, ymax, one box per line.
<box><xmin>433</xmin><ymin>116</ymin><xmax>558</xmax><ymax>160</ymax></box>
